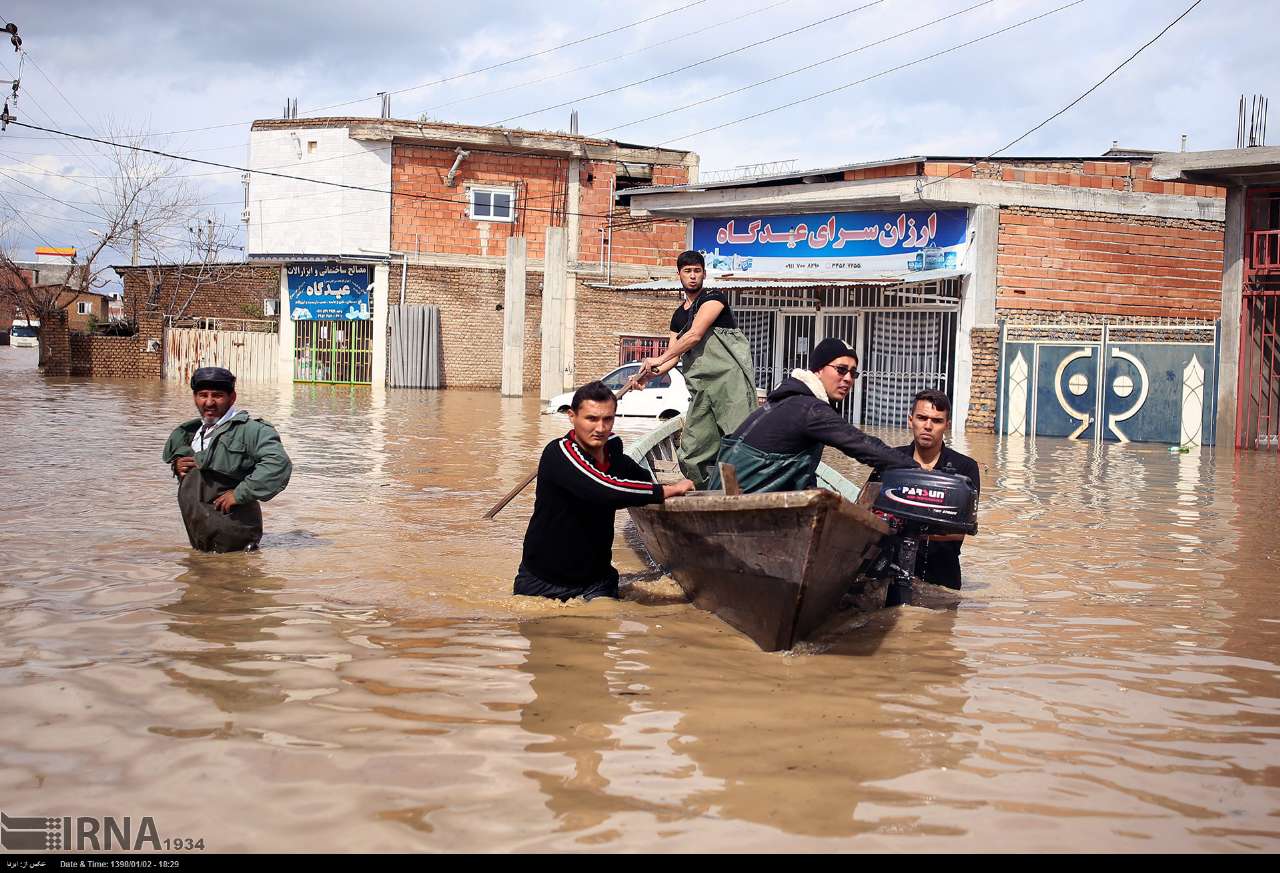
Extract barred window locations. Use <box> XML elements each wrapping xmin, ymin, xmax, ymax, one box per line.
<box><xmin>619</xmin><ymin>335</ymin><xmax>668</xmax><ymax>365</ymax></box>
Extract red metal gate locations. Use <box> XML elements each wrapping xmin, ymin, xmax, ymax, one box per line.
<box><xmin>1237</xmin><ymin>186</ymin><xmax>1280</xmax><ymax>450</ymax></box>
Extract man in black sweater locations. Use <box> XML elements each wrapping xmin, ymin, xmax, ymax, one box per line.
<box><xmin>868</xmin><ymin>388</ymin><xmax>981</xmax><ymax>589</ymax></box>
<box><xmin>708</xmin><ymin>337</ymin><xmax>916</xmax><ymax>493</ymax></box>
<box><xmin>515</xmin><ymin>381</ymin><xmax>695</xmax><ymax>602</ymax></box>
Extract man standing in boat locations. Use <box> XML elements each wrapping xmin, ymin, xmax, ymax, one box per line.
<box><xmin>867</xmin><ymin>388</ymin><xmax>980</xmax><ymax>590</ymax></box>
<box><xmin>162</xmin><ymin>366</ymin><xmax>293</xmax><ymax>552</ymax></box>
<box><xmin>708</xmin><ymin>338</ymin><xmax>916</xmax><ymax>493</ymax></box>
<box><xmin>634</xmin><ymin>250</ymin><xmax>758</xmax><ymax>490</ymax></box>
<box><xmin>514</xmin><ymin>381</ymin><xmax>695</xmax><ymax>602</ymax></box>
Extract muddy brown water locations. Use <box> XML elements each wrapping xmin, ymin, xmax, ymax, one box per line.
<box><xmin>2</xmin><ymin>346</ymin><xmax>1278</xmax><ymax>852</ymax></box>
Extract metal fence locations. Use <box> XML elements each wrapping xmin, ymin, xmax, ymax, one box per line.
<box><xmin>294</xmin><ymin>319</ymin><xmax>373</xmax><ymax>384</ymax></box>
<box><xmin>388</xmin><ymin>304</ymin><xmax>442</xmax><ymax>389</ymax></box>
<box><xmin>728</xmin><ymin>278</ymin><xmax>961</xmax><ymax>425</ymax></box>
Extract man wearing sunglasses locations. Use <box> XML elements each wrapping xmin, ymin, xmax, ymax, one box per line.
<box><xmin>707</xmin><ymin>337</ymin><xmax>915</xmax><ymax>493</ymax></box>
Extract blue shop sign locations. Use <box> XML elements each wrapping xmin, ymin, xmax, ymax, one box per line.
<box><xmin>691</xmin><ymin>209</ymin><xmax>968</xmax><ymax>278</ymax></box>
<box><xmin>287</xmin><ymin>263</ymin><xmax>371</xmax><ymax>321</ymax></box>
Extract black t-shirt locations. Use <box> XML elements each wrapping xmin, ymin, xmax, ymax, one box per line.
<box><xmin>869</xmin><ymin>443</ymin><xmax>981</xmax><ymax>590</ymax></box>
<box><xmin>670</xmin><ymin>289</ymin><xmax>736</xmax><ymax>336</ymax></box>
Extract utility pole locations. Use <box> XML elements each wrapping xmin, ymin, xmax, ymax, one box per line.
<box><xmin>130</xmin><ymin>219</ymin><xmax>139</xmax><ymax>266</ymax></box>
<box><xmin>205</xmin><ymin>217</ymin><xmax>214</xmax><ymax>261</ymax></box>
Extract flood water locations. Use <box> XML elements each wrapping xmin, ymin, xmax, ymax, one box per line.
<box><xmin>2</xmin><ymin>345</ymin><xmax>1278</xmax><ymax>852</ymax></box>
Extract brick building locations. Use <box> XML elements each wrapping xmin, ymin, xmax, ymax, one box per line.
<box><xmin>238</xmin><ymin>117</ymin><xmax>697</xmax><ymax>394</ymax></box>
<box><xmin>625</xmin><ymin>154</ymin><xmax>1226</xmax><ymax>444</ymax></box>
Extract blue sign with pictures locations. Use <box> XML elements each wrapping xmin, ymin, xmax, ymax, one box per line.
<box><xmin>287</xmin><ymin>263</ymin><xmax>372</xmax><ymax>321</ymax></box>
<box><xmin>691</xmin><ymin>209</ymin><xmax>968</xmax><ymax>278</ymax></box>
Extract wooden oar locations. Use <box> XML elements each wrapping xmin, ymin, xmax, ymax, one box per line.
<box><xmin>482</xmin><ymin>380</ymin><xmax>639</xmax><ymax>520</ymax></box>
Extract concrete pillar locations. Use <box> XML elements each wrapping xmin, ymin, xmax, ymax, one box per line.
<box><xmin>502</xmin><ymin>236</ymin><xmax>527</xmax><ymax>396</ymax></box>
<box><xmin>566</xmin><ymin>158</ymin><xmax>581</xmax><ymax>266</ymax></box>
<box><xmin>541</xmin><ymin>227</ymin><xmax>568</xmax><ymax>400</ymax></box>
<box><xmin>562</xmin><ymin>159</ymin><xmax>581</xmax><ymax>390</ymax></box>
<box><xmin>1217</xmin><ymin>185</ymin><xmax>1245</xmax><ymax>448</ymax></box>
<box><xmin>277</xmin><ymin>267</ymin><xmax>293</xmax><ymax>384</ymax></box>
<box><xmin>955</xmin><ymin>206</ymin><xmax>998</xmax><ymax>434</ymax></box>
<box><xmin>371</xmin><ymin>262</ymin><xmax>389</xmax><ymax>387</ymax></box>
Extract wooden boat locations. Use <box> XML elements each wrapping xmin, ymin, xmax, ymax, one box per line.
<box><xmin>624</xmin><ymin>416</ymin><xmax>892</xmax><ymax>652</ymax></box>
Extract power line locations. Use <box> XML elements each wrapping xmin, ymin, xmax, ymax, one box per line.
<box><xmin>913</xmin><ymin>0</ymin><xmax>1205</xmax><ymax>194</ymax></box>
<box><xmin>0</xmin><ymin>186</ymin><xmax>55</xmax><ymax>248</ymax></box>
<box><xmin>591</xmin><ymin>0</ymin><xmax>995</xmax><ymax>137</ymax></box>
<box><xmin>7</xmin><ymin>119</ymin><xmax>625</xmax><ymax>222</ymax></box>
<box><xmin>490</xmin><ymin>0</ymin><xmax>885</xmax><ymax>126</ymax></box>
<box><xmin>654</xmin><ymin>0</ymin><xmax>1087</xmax><ymax>145</ymax></box>
<box><xmin>414</xmin><ymin>0</ymin><xmax>794</xmax><ymax>118</ymax></box>
<box><xmin>7</xmin><ymin>2</ymin><xmax>712</xmax><ymax>141</ymax></box>
<box><xmin>0</xmin><ymin>53</ymin><xmax>117</xmax><ymax>179</ymax></box>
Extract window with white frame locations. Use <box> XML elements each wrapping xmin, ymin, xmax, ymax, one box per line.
<box><xmin>469</xmin><ymin>186</ymin><xmax>515</xmax><ymax>223</ymax></box>
<box><xmin>76</xmin><ymin>301</ymin><xmax>92</xmax><ymax>315</ymax></box>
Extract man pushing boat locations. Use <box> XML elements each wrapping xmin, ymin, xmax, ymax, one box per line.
<box><xmin>707</xmin><ymin>338</ymin><xmax>917</xmax><ymax>493</ymax></box>
<box><xmin>514</xmin><ymin>380</ymin><xmax>695</xmax><ymax>602</ymax></box>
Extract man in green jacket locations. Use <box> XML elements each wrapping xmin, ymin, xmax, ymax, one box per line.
<box><xmin>162</xmin><ymin>367</ymin><xmax>293</xmax><ymax>552</ymax></box>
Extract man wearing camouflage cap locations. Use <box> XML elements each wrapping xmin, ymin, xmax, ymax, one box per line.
<box><xmin>162</xmin><ymin>366</ymin><xmax>293</xmax><ymax>552</ymax></box>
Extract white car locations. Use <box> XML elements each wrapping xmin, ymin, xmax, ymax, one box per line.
<box><xmin>9</xmin><ymin>320</ymin><xmax>39</xmax><ymax>348</ymax></box>
<box><xmin>544</xmin><ymin>363</ymin><xmax>689</xmax><ymax>419</ymax></box>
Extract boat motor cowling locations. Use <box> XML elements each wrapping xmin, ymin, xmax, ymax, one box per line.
<box><xmin>863</xmin><ymin>468</ymin><xmax>978</xmax><ymax>607</ymax></box>
<box><xmin>870</xmin><ymin>467</ymin><xmax>978</xmax><ymax>537</ymax></box>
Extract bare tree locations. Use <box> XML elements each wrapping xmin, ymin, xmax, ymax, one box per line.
<box><xmin>0</xmin><ymin>125</ymin><xmax>212</xmax><ymax>365</ymax></box>
<box><xmin>132</xmin><ymin>216</ymin><xmax>251</xmax><ymax>325</ymax></box>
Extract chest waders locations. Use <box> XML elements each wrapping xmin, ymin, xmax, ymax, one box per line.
<box><xmin>677</xmin><ymin>325</ymin><xmax>758</xmax><ymax>489</ymax></box>
<box><xmin>706</xmin><ymin>396</ymin><xmax>825</xmax><ymax>493</ymax></box>
<box><xmin>176</xmin><ymin>429</ymin><xmax>264</xmax><ymax>553</ymax></box>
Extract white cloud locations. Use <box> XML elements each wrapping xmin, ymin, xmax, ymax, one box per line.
<box><xmin>0</xmin><ymin>0</ymin><xmax>1272</xmax><ymax>257</ymax></box>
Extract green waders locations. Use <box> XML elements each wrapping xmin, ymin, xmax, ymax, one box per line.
<box><xmin>705</xmin><ymin>397</ymin><xmax>825</xmax><ymax>493</ymax></box>
<box><xmin>677</xmin><ymin>327</ymin><xmax>758</xmax><ymax>489</ymax></box>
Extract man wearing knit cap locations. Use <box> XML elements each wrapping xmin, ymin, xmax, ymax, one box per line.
<box><xmin>707</xmin><ymin>338</ymin><xmax>916</xmax><ymax>494</ymax></box>
<box><xmin>162</xmin><ymin>367</ymin><xmax>293</xmax><ymax>552</ymax></box>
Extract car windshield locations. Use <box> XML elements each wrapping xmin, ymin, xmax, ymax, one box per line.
<box><xmin>602</xmin><ymin>364</ymin><xmax>671</xmax><ymax>390</ymax></box>
<box><xmin>10</xmin><ymin>326</ymin><xmax>37</xmax><ymax>337</ymax></box>
<box><xmin>601</xmin><ymin>365</ymin><xmax>640</xmax><ymax>391</ymax></box>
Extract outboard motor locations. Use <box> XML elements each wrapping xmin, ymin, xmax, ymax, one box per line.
<box><xmin>864</xmin><ymin>468</ymin><xmax>978</xmax><ymax>606</ymax></box>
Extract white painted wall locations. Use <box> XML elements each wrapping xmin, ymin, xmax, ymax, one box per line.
<box><xmin>247</xmin><ymin>127</ymin><xmax>391</xmax><ymax>257</ymax></box>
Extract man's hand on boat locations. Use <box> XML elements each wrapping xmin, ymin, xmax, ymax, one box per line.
<box><xmin>174</xmin><ymin>456</ymin><xmax>198</xmax><ymax>480</ymax></box>
<box><xmin>663</xmin><ymin>479</ymin><xmax>695</xmax><ymax>499</ymax></box>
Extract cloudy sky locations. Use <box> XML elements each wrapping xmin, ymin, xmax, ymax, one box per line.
<box><xmin>0</xmin><ymin>0</ymin><xmax>1273</xmax><ymax>263</ymax></box>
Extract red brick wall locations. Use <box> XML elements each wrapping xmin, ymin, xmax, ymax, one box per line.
<box><xmin>59</xmin><ymin>312</ymin><xmax>164</xmax><ymax>378</ymax></box>
<box><xmin>578</xmin><ymin>161</ymin><xmax>690</xmax><ymax>269</ymax></box>
<box><xmin>843</xmin><ymin>162</ymin><xmax>922</xmax><ymax>181</ymax></box>
<box><xmin>121</xmin><ymin>265</ymin><xmax>280</xmax><ymax>322</ymax></box>
<box><xmin>391</xmin><ymin>146</ymin><xmax>690</xmax><ymax>267</ymax></box>
<box><xmin>39</xmin><ymin>310</ymin><xmax>71</xmax><ymax>375</ymax></box>
<box><xmin>921</xmin><ymin>160</ymin><xmax>1226</xmax><ymax>198</ymax></box>
<box><xmin>966</xmin><ymin>327</ymin><xmax>1000</xmax><ymax>433</ymax></box>
<box><xmin>835</xmin><ymin>159</ymin><xmax>1227</xmax><ymax>200</ymax></box>
<box><xmin>392</xmin><ymin>263</ymin><xmax>540</xmax><ymax>389</ymax></box>
<box><xmin>574</xmin><ymin>285</ymin><xmax>680</xmax><ymax>383</ymax></box>
<box><xmin>996</xmin><ymin>207</ymin><xmax>1224</xmax><ymax>319</ymax></box>
<box><xmin>392</xmin><ymin>262</ymin><xmax>682</xmax><ymax>390</ymax></box>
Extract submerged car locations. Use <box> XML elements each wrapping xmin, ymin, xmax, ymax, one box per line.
<box><xmin>544</xmin><ymin>363</ymin><xmax>689</xmax><ymax>419</ymax></box>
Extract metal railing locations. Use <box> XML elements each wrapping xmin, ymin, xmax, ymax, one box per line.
<box><xmin>1250</xmin><ymin>229</ymin><xmax>1280</xmax><ymax>272</ymax></box>
<box><xmin>167</xmin><ymin>316</ymin><xmax>279</xmax><ymax>334</ymax></box>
